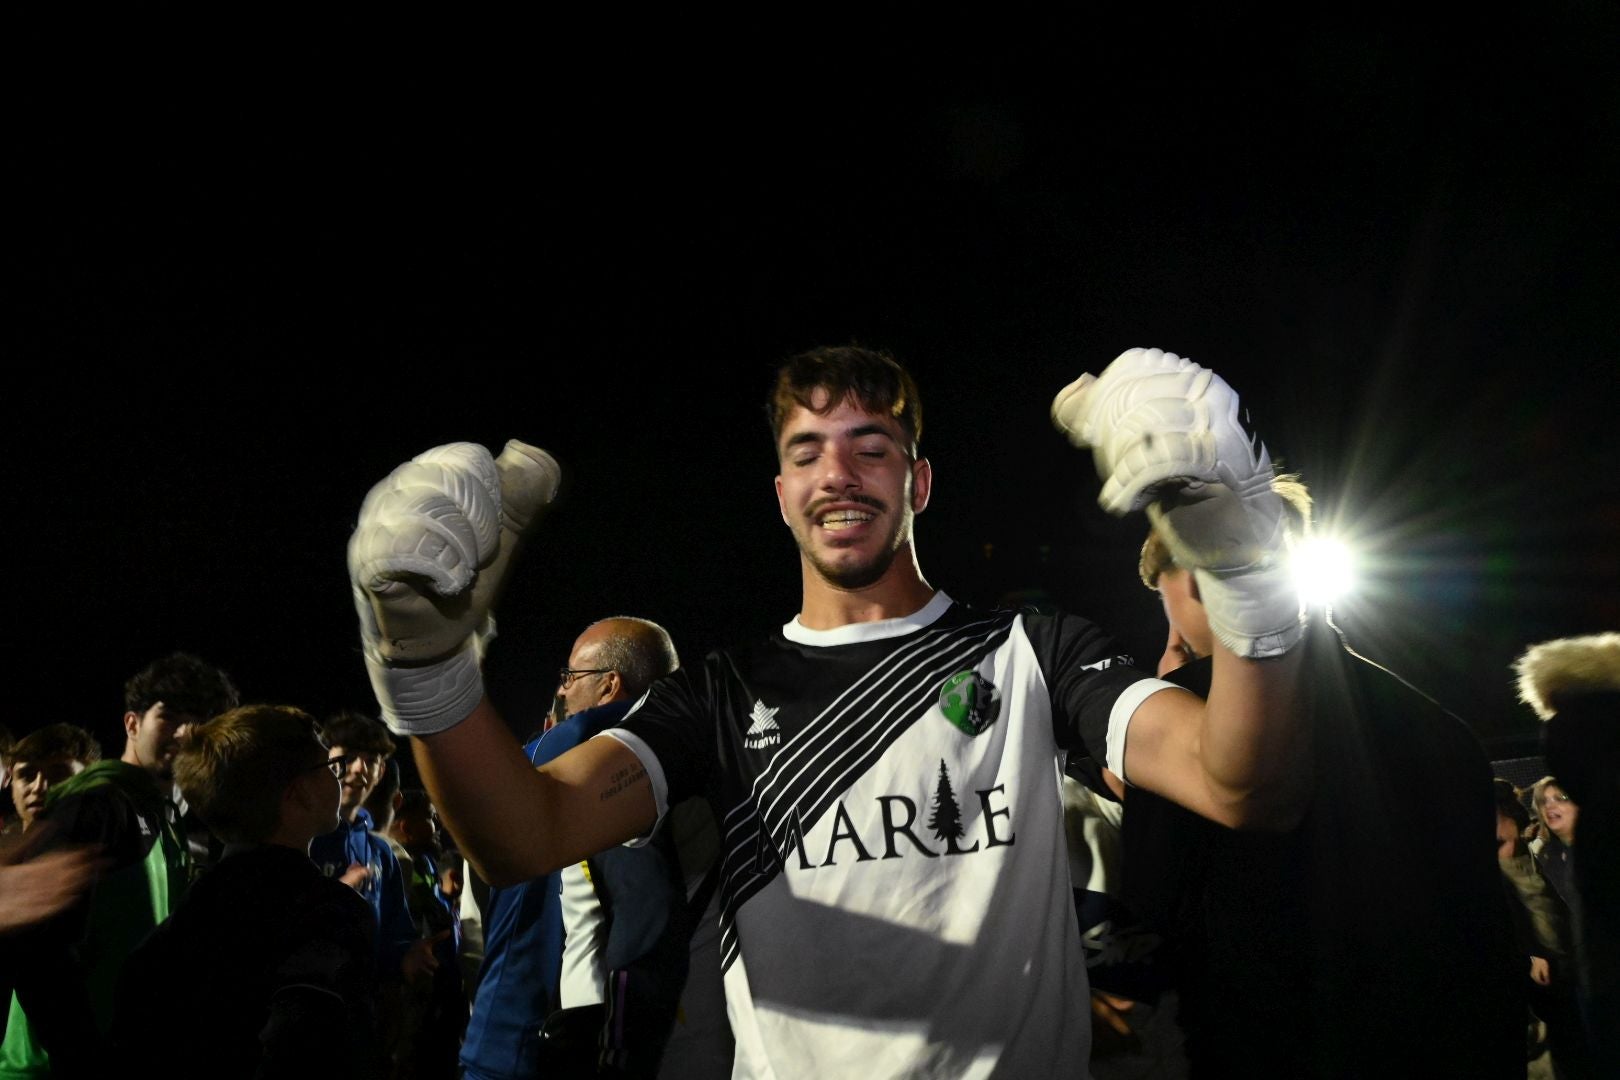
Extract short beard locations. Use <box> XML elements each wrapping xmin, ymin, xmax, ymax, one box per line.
<box><xmin>807</xmin><ymin>543</ymin><xmax>900</xmax><ymax>590</ymax></box>
<box><xmin>799</xmin><ymin>504</ymin><xmax>912</xmax><ymax>590</ymax></box>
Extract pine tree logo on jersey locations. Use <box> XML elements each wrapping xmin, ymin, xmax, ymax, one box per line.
<box><xmin>763</xmin><ymin>757</ymin><xmax>1016</xmax><ymax>873</ymax></box>
<box><xmin>744</xmin><ymin>699</ymin><xmax>781</xmax><ymax>749</ymax></box>
<box><xmin>938</xmin><ymin>670</ymin><xmax>1001</xmax><ymax>736</ymax></box>
<box><xmin>927</xmin><ymin>759</ymin><xmax>981</xmax><ymax>855</ymax></box>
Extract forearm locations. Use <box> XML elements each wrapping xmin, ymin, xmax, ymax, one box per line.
<box><xmin>1124</xmin><ymin>646</ymin><xmax>1306</xmax><ymax>829</ymax></box>
<box><xmin>411</xmin><ymin>696</ymin><xmax>657</xmax><ymax>886</ymax></box>
<box><xmin>1198</xmin><ymin>644</ymin><xmax>1307</xmax><ymax>826</ymax></box>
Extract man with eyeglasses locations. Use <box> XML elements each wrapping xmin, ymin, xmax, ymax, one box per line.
<box><xmin>310</xmin><ymin>710</ymin><xmax>429</xmax><ymax>991</ymax></box>
<box><xmin>462</xmin><ymin>617</ymin><xmax>724</xmax><ymax>1080</ymax></box>
<box><xmin>110</xmin><ymin>704</ymin><xmax>381</xmax><ymax>1079</ymax></box>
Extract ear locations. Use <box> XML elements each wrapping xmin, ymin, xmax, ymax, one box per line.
<box><xmin>122</xmin><ymin>710</ymin><xmax>142</xmax><ymax>741</ymax></box>
<box><xmin>1187</xmin><ymin>571</ymin><xmax>1203</xmax><ymax>604</ymax></box>
<box><xmin>392</xmin><ymin>790</ymin><xmax>404</xmax><ymax>812</ymax></box>
<box><xmin>774</xmin><ymin>474</ymin><xmax>789</xmax><ymax>526</ymax></box>
<box><xmin>284</xmin><ymin>773</ymin><xmax>314</xmax><ymax>814</ymax></box>
<box><xmin>910</xmin><ymin>457</ymin><xmax>932</xmax><ymax>514</ymax></box>
<box><xmin>599</xmin><ymin>670</ymin><xmax>624</xmax><ymax>705</ymax></box>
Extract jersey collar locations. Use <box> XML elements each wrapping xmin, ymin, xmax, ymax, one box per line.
<box><xmin>783</xmin><ymin>590</ymin><xmax>953</xmax><ymax>647</ymax></box>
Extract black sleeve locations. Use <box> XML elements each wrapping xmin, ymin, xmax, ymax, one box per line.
<box><xmin>614</xmin><ymin>659</ymin><xmax>727</xmax><ymax>806</ymax></box>
<box><xmin>1022</xmin><ymin>610</ymin><xmax>1157</xmax><ymax>764</ymax></box>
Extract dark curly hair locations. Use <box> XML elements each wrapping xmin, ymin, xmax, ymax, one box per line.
<box><xmin>124</xmin><ymin>653</ymin><xmax>240</xmax><ymax>720</ymax></box>
<box><xmin>319</xmin><ymin>709</ymin><xmax>397</xmax><ymax>758</ymax></box>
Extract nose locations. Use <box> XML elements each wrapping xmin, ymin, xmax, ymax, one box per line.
<box><xmin>818</xmin><ymin>444</ymin><xmax>861</xmax><ymax>492</ymax></box>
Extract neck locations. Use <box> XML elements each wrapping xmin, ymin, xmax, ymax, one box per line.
<box><xmin>341</xmin><ymin>805</ymin><xmax>364</xmax><ymax>825</ymax></box>
<box><xmin>797</xmin><ymin>547</ymin><xmax>935</xmax><ymax>630</ymax></box>
<box><xmin>121</xmin><ymin>745</ymin><xmax>167</xmax><ymax>784</ymax></box>
<box><xmin>265</xmin><ymin>822</ymin><xmax>316</xmax><ymax>852</ymax></box>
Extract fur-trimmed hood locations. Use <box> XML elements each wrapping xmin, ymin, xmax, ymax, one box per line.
<box><xmin>1514</xmin><ymin>632</ymin><xmax>1620</xmax><ymax>720</ymax></box>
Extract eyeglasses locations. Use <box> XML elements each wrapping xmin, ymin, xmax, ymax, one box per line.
<box><xmin>307</xmin><ymin>753</ymin><xmax>355</xmax><ymax>779</ymax></box>
<box><xmin>1540</xmin><ymin>791</ymin><xmax>1571</xmax><ymax>806</ymax></box>
<box><xmin>558</xmin><ymin>667</ymin><xmax>614</xmax><ymax>691</ymax></box>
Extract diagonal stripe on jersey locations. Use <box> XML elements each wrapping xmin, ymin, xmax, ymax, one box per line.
<box><xmin>714</xmin><ymin>610</ymin><xmax>1016</xmax><ymax>969</ymax></box>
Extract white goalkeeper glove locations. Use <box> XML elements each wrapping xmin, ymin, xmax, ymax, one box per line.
<box><xmin>349</xmin><ymin>440</ymin><xmax>561</xmax><ymax>735</ymax></box>
<box><xmin>1051</xmin><ymin>347</ymin><xmax>1303</xmax><ymax>659</ymax></box>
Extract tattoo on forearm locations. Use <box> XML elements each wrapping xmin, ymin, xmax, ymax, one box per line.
<box><xmin>599</xmin><ymin>764</ymin><xmax>646</xmax><ymax>802</ymax></box>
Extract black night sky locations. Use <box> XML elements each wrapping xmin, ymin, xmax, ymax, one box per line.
<box><xmin>19</xmin><ymin>11</ymin><xmax>1619</xmax><ymax>760</ymax></box>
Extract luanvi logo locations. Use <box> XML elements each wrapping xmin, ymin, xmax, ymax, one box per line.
<box><xmin>938</xmin><ymin>670</ymin><xmax>1001</xmax><ymax>736</ymax></box>
<box><xmin>744</xmin><ymin>700</ymin><xmax>781</xmax><ymax>750</ymax></box>
<box><xmin>759</xmin><ymin>759</ymin><xmax>1015</xmax><ymax>873</ymax></box>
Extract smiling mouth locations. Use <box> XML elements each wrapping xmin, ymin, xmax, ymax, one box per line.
<box><xmin>819</xmin><ymin>510</ymin><xmax>876</xmax><ymax>530</ymax></box>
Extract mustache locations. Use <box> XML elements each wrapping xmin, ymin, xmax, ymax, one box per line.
<box><xmin>807</xmin><ymin>493</ymin><xmax>887</xmax><ymax>517</ymax></box>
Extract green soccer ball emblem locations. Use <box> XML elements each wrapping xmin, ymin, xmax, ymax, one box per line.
<box><xmin>939</xmin><ymin>671</ymin><xmax>1001</xmax><ymax>736</ymax></box>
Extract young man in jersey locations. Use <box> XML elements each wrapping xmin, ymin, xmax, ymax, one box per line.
<box><xmin>348</xmin><ymin>346</ymin><xmax>1309</xmax><ymax>1078</ymax></box>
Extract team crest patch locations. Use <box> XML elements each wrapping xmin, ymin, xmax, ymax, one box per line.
<box><xmin>938</xmin><ymin>670</ymin><xmax>1001</xmax><ymax>736</ymax></box>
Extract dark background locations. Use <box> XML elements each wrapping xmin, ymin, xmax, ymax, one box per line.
<box><xmin>17</xmin><ymin>10</ymin><xmax>1618</xmax><ymax>761</ymax></box>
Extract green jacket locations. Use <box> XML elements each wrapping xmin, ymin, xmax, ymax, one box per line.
<box><xmin>0</xmin><ymin>761</ymin><xmax>190</xmax><ymax>1078</ymax></box>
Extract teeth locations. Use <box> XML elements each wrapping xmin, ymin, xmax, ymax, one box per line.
<box><xmin>820</xmin><ymin>511</ymin><xmax>875</xmax><ymax>530</ymax></box>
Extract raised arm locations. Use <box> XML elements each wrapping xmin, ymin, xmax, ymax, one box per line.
<box><xmin>410</xmin><ymin>696</ymin><xmax>656</xmax><ymax>885</ymax></box>
<box><xmin>1119</xmin><ymin>644</ymin><xmax>1306</xmax><ymax>828</ymax></box>
<box><xmin>346</xmin><ymin>439</ymin><xmax>654</xmax><ymax>887</ymax></box>
<box><xmin>1053</xmin><ymin>348</ymin><xmax>1309</xmax><ymax>828</ymax></box>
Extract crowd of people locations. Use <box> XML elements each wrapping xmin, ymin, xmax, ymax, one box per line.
<box><xmin>0</xmin><ymin>640</ymin><xmax>730</xmax><ymax>1080</ymax></box>
<box><xmin>0</xmin><ymin>345</ymin><xmax>1614</xmax><ymax>1078</ymax></box>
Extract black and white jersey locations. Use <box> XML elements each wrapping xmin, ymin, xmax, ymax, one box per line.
<box><xmin>602</xmin><ymin>592</ymin><xmax>1175</xmax><ymax>1079</ymax></box>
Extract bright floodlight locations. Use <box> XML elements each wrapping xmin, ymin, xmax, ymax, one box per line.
<box><xmin>1291</xmin><ymin>537</ymin><xmax>1357</xmax><ymax>607</ymax></box>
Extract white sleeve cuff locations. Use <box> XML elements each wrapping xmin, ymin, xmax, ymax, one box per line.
<box><xmin>1105</xmin><ymin>678</ymin><xmax>1182</xmax><ymax>785</ymax></box>
<box><xmin>593</xmin><ymin>728</ymin><xmax>670</xmax><ymax>847</ymax></box>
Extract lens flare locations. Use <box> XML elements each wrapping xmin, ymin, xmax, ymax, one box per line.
<box><xmin>1292</xmin><ymin>537</ymin><xmax>1357</xmax><ymax>607</ymax></box>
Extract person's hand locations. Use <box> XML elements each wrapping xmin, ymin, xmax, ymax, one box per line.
<box><xmin>0</xmin><ymin>842</ymin><xmax>105</xmax><ymax>934</ymax></box>
<box><xmin>339</xmin><ymin>861</ymin><xmax>374</xmax><ymax>890</ymax></box>
<box><xmin>1090</xmin><ymin>991</ymin><xmax>1137</xmax><ymax>1039</ymax></box>
<box><xmin>1530</xmin><ymin>955</ymin><xmax>1551</xmax><ymax>986</ymax></box>
<box><xmin>1053</xmin><ymin>348</ymin><xmax>1302</xmax><ymax>659</ymax></box>
<box><xmin>350</xmin><ymin>440</ymin><xmax>560</xmax><ymax>735</ymax></box>
<box><xmin>401</xmin><ymin>930</ymin><xmax>451</xmax><ymax>987</ymax></box>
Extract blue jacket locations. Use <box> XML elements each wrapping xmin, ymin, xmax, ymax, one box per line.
<box><xmin>309</xmin><ymin>807</ymin><xmax>417</xmax><ymax>975</ymax></box>
<box><xmin>460</xmin><ymin>703</ymin><xmax>615</xmax><ymax>1078</ymax></box>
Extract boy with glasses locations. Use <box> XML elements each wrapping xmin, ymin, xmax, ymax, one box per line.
<box><xmin>310</xmin><ymin>711</ymin><xmax>430</xmax><ymax>987</ymax></box>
